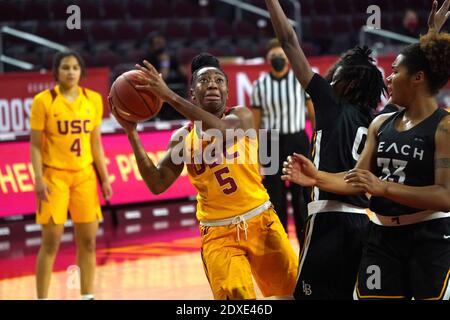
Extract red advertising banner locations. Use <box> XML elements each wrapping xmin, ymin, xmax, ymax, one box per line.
<box><xmin>221</xmin><ymin>55</ymin><xmax>395</xmax><ymax>108</ymax></box>
<box><xmin>221</xmin><ymin>55</ymin><xmax>449</xmax><ymax>109</ymax></box>
<box><xmin>0</xmin><ymin>68</ymin><xmax>110</xmax><ymax>137</ymax></box>
<box><xmin>0</xmin><ymin>130</ymin><xmax>197</xmax><ymax>217</ymax></box>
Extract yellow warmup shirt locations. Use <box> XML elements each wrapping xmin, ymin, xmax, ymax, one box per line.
<box><xmin>30</xmin><ymin>85</ymin><xmax>103</xmax><ymax>171</ymax></box>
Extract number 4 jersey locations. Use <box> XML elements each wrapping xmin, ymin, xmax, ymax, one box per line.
<box><xmin>30</xmin><ymin>85</ymin><xmax>103</xmax><ymax>171</ymax></box>
<box><xmin>185</xmin><ymin>120</ymin><xmax>269</xmax><ymax>221</ymax></box>
<box><xmin>370</xmin><ymin>108</ymin><xmax>449</xmax><ymax>216</ymax></box>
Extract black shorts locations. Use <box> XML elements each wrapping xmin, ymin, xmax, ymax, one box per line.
<box><xmin>294</xmin><ymin>212</ymin><xmax>369</xmax><ymax>300</ymax></box>
<box><xmin>355</xmin><ymin>217</ymin><xmax>450</xmax><ymax>300</ymax></box>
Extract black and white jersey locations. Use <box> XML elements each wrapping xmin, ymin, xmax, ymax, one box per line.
<box><xmin>251</xmin><ymin>69</ymin><xmax>309</xmax><ymax>134</ymax></box>
<box><xmin>307</xmin><ymin>73</ymin><xmax>374</xmax><ymax>208</ymax></box>
<box><xmin>370</xmin><ymin>108</ymin><xmax>450</xmax><ymax>216</ymax></box>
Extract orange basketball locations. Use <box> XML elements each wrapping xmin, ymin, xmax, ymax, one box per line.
<box><xmin>108</xmin><ymin>70</ymin><xmax>163</xmax><ymax>122</ymax></box>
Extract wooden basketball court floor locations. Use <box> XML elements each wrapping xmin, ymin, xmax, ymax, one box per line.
<box><xmin>0</xmin><ymin>211</ymin><xmax>299</xmax><ymax>300</ymax></box>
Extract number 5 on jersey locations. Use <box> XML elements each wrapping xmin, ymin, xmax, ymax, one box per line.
<box><xmin>214</xmin><ymin>167</ymin><xmax>237</xmax><ymax>194</ymax></box>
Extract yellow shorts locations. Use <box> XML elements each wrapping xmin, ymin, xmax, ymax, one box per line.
<box><xmin>36</xmin><ymin>165</ymin><xmax>102</xmax><ymax>225</ymax></box>
<box><xmin>200</xmin><ymin>207</ymin><xmax>298</xmax><ymax>300</ymax></box>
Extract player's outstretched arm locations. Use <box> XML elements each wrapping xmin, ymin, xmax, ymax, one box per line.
<box><xmin>127</xmin><ymin>127</ymin><xmax>186</xmax><ymax>195</ymax></box>
<box><xmin>109</xmin><ymin>97</ymin><xmax>185</xmax><ymax>195</ymax></box>
<box><xmin>282</xmin><ymin>154</ymin><xmax>364</xmax><ymax>195</ymax></box>
<box><xmin>282</xmin><ymin>114</ymin><xmax>391</xmax><ymax>195</ymax></box>
<box><xmin>265</xmin><ymin>0</ymin><xmax>314</xmax><ymax>89</ymax></box>
<box><xmin>134</xmin><ymin>61</ymin><xmax>255</xmax><ymax>136</ymax></box>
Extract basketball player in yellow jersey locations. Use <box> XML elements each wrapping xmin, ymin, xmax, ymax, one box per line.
<box><xmin>185</xmin><ymin>122</ymin><xmax>269</xmax><ymax>222</ymax></box>
<box><xmin>30</xmin><ymin>51</ymin><xmax>112</xmax><ymax>300</ymax></box>
<box><xmin>110</xmin><ymin>53</ymin><xmax>298</xmax><ymax>300</ymax></box>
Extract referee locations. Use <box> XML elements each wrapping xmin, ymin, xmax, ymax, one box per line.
<box><xmin>251</xmin><ymin>38</ymin><xmax>314</xmax><ymax>247</ymax></box>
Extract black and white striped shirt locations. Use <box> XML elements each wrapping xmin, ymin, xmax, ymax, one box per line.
<box><xmin>250</xmin><ymin>69</ymin><xmax>309</xmax><ymax>134</ymax></box>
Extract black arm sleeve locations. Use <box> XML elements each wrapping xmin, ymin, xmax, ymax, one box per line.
<box><xmin>306</xmin><ymin>73</ymin><xmax>341</xmax><ymax>130</ymax></box>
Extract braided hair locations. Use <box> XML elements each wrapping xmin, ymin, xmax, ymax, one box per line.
<box><xmin>331</xmin><ymin>46</ymin><xmax>387</xmax><ymax>110</ymax></box>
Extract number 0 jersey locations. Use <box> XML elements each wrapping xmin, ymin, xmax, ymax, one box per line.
<box><xmin>184</xmin><ymin>121</ymin><xmax>269</xmax><ymax>221</ymax></box>
<box><xmin>306</xmin><ymin>73</ymin><xmax>374</xmax><ymax>208</ymax></box>
<box><xmin>370</xmin><ymin>108</ymin><xmax>450</xmax><ymax>216</ymax></box>
<box><xmin>30</xmin><ymin>85</ymin><xmax>103</xmax><ymax>171</ymax></box>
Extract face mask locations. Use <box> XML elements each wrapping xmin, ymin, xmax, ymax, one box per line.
<box><xmin>270</xmin><ymin>57</ymin><xmax>286</xmax><ymax>72</ymax></box>
<box><xmin>406</xmin><ymin>20</ymin><xmax>418</xmax><ymax>31</ymax></box>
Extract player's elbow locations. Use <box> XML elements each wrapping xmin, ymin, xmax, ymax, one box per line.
<box><xmin>441</xmin><ymin>198</ymin><xmax>450</xmax><ymax>213</ymax></box>
<box><xmin>146</xmin><ymin>181</ymin><xmax>167</xmax><ymax>195</ymax></box>
<box><xmin>147</xmin><ymin>183</ymin><xmax>163</xmax><ymax>195</ymax></box>
<box><xmin>439</xmin><ymin>203</ymin><xmax>450</xmax><ymax>213</ymax></box>
<box><xmin>438</xmin><ymin>188</ymin><xmax>450</xmax><ymax>212</ymax></box>
<box><xmin>153</xmin><ymin>187</ymin><xmax>166</xmax><ymax>195</ymax></box>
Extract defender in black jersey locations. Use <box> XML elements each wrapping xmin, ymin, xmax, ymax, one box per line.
<box><xmin>266</xmin><ymin>0</ymin><xmax>386</xmax><ymax>299</ymax></box>
<box><xmin>283</xmin><ymin>0</ymin><xmax>450</xmax><ymax>300</ymax></box>
<box><xmin>354</xmin><ymin>107</ymin><xmax>450</xmax><ymax>300</ymax></box>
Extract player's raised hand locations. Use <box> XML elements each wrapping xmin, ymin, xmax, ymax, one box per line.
<box><xmin>281</xmin><ymin>153</ymin><xmax>318</xmax><ymax>187</ymax></box>
<box><xmin>134</xmin><ymin>60</ymin><xmax>173</xmax><ymax>101</ymax></box>
<box><xmin>428</xmin><ymin>0</ymin><xmax>450</xmax><ymax>32</ymax></box>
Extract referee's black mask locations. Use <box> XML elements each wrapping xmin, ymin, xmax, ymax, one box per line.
<box><xmin>270</xmin><ymin>57</ymin><xmax>286</xmax><ymax>72</ymax></box>
<box><xmin>266</xmin><ymin>43</ymin><xmax>289</xmax><ymax>76</ymax></box>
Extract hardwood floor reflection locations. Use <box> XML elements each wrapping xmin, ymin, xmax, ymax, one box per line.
<box><xmin>0</xmin><ymin>224</ymin><xmax>299</xmax><ymax>300</ymax></box>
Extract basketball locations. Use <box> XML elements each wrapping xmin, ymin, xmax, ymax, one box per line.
<box><xmin>108</xmin><ymin>70</ymin><xmax>163</xmax><ymax>122</ymax></box>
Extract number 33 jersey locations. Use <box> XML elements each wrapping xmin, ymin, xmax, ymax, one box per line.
<box><xmin>370</xmin><ymin>108</ymin><xmax>449</xmax><ymax>216</ymax></box>
<box><xmin>185</xmin><ymin>122</ymin><xmax>269</xmax><ymax>221</ymax></box>
<box><xmin>30</xmin><ymin>85</ymin><xmax>103</xmax><ymax>171</ymax></box>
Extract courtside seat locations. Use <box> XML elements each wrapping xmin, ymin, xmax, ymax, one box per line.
<box><xmin>90</xmin><ymin>21</ymin><xmax>116</xmax><ymax>42</ymax></box>
<box><xmin>190</xmin><ymin>20</ymin><xmax>212</xmax><ymax>39</ymax></box>
<box><xmin>166</xmin><ymin>21</ymin><xmax>190</xmax><ymax>39</ymax></box>
<box><xmin>233</xmin><ymin>20</ymin><xmax>258</xmax><ymax>38</ymax></box>
<box><xmin>95</xmin><ymin>50</ymin><xmax>121</xmax><ymax>69</ymax></box>
<box><xmin>148</xmin><ymin>1</ymin><xmax>172</xmax><ymax>19</ymax></box>
<box><xmin>214</xmin><ymin>19</ymin><xmax>233</xmax><ymax>38</ymax></box>
<box><xmin>127</xmin><ymin>0</ymin><xmax>152</xmax><ymax>19</ymax></box>
<box><xmin>102</xmin><ymin>0</ymin><xmax>126</xmax><ymax>19</ymax></box>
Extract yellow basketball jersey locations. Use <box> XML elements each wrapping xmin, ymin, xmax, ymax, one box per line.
<box><xmin>185</xmin><ymin>123</ymin><xmax>270</xmax><ymax>221</ymax></box>
<box><xmin>30</xmin><ymin>85</ymin><xmax>103</xmax><ymax>171</ymax></box>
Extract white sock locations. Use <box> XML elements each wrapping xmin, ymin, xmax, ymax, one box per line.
<box><xmin>81</xmin><ymin>294</ymin><xmax>94</xmax><ymax>300</ymax></box>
